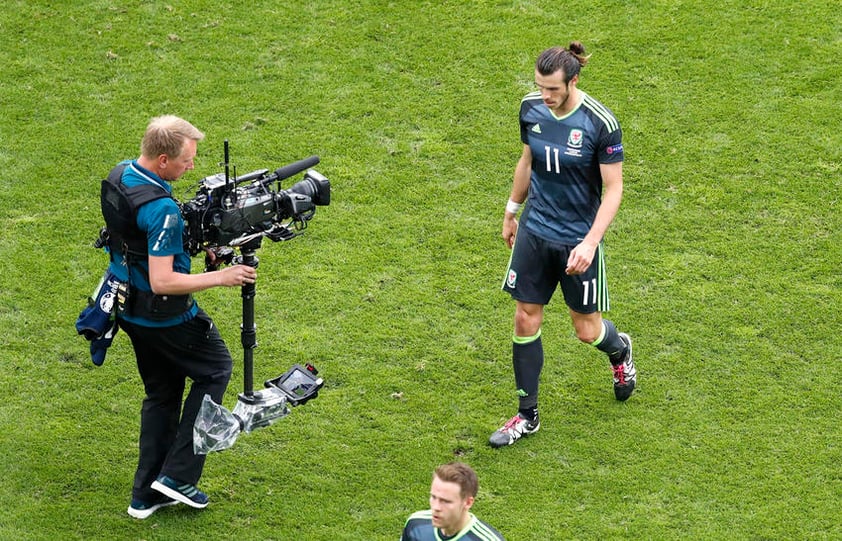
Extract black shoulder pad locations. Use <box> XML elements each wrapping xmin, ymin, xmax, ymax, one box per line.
<box><xmin>100</xmin><ymin>164</ymin><xmax>172</xmax><ymax>255</ymax></box>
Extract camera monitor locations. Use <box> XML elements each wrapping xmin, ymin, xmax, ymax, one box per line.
<box><xmin>265</xmin><ymin>364</ymin><xmax>323</xmax><ymax>406</ymax></box>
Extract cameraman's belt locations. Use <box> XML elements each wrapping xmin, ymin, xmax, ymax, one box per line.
<box><xmin>127</xmin><ymin>286</ymin><xmax>194</xmax><ymax>321</ymax></box>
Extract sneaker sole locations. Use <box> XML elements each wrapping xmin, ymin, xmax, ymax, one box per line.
<box><xmin>127</xmin><ymin>500</ymin><xmax>178</xmax><ymax>519</ymax></box>
<box><xmin>151</xmin><ymin>480</ymin><xmax>208</xmax><ymax>509</ymax></box>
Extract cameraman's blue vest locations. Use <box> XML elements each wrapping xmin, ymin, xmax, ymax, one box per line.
<box><xmin>101</xmin><ymin>164</ymin><xmax>195</xmax><ymax>322</ymax></box>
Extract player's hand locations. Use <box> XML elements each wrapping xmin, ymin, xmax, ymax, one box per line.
<box><xmin>565</xmin><ymin>241</ymin><xmax>596</xmax><ymax>275</ymax></box>
<box><xmin>502</xmin><ymin>215</ymin><xmax>518</xmax><ymax>249</ymax></box>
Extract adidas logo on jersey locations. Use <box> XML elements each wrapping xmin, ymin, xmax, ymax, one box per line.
<box><xmin>531</xmin><ymin>124</ymin><xmax>542</xmax><ymax>134</ymax></box>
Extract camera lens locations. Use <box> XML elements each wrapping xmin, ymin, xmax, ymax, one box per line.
<box><xmin>288</xmin><ymin>174</ymin><xmax>330</xmax><ymax>206</ymax></box>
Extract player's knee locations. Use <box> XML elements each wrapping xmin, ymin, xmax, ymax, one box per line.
<box><xmin>514</xmin><ymin>311</ymin><xmax>541</xmax><ymax>336</ymax></box>
<box><xmin>574</xmin><ymin>324</ymin><xmax>601</xmax><ymax>344</ymax></box>
<box><xmin>574</xmin><ymin>330</ymin><xmax>592</xmax><ymax>343</ymax></box>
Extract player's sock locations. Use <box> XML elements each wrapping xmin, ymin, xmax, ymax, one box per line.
<box><xmin>591</xmin><ymin>320</ymin><xmax>627</xmax><ymax>365</ymax></box>
<box><xmin>513</xmin><ymin>329</ymin><xmax>543</xmax><ymax>416</ymax></box>
<box><xmin>518</xmin><ymin>406</ymin><xmax>538</xmax><ymax>423</ymax></box>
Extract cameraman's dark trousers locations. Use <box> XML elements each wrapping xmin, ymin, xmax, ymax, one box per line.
<box><xmin>119</xmin><ymin>308</ymin><xmax>232</xmax><ymax>502</ymax></box>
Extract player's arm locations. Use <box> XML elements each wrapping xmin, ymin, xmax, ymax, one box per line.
<box><xmin>566</xmin><ymin>161</ymin><xmax>623</xmax><ymax>274</ymax></box>
<box><xmin>503</xmin><ymin>144</ymin><xmax>532</xmax><ymax>248</ymax></box>
<box><xmin>148</xmin><ymin>255</ymin><xmax>255</xmax><ymax>295</ymax></box>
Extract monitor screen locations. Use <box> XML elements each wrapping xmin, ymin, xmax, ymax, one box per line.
<box><xmin>280</xmin><ymin>369</ymin><xmax>316</xmax><ymax>397</ymax></box>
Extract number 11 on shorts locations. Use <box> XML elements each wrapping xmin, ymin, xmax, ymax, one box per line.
<box><xmin>582</xmin><ymin>278</ymin><xmax>597</xmax><ymax>306</ymax></box>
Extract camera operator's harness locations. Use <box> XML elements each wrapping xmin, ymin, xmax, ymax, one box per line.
<box><xmin>99</xmin><ymin>163</ymin><xmax>194</xmax><ymax>320</ymax></box>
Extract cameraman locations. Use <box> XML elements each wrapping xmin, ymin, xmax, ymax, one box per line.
<box><xmin>106</xmin><ymin>115</ymin><xmax>257</xmax><ymax>519</ymax></box>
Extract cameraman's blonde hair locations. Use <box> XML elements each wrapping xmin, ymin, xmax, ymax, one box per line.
<box><xmin>141</xmin><ymin>115</ymin><xmax>205</xmax><ymax>159</ymax></box>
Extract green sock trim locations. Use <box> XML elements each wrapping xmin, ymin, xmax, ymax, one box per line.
<box><xmin>513</xmin><ymin>328</ymin><xmax>541</xmax><ymax>344</ymax></box>
<box><xmin>590</xmin><ymin>321</ymin><xmax>606</xmax><ymax>347</ymax></box>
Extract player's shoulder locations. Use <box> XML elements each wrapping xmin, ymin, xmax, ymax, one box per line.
<box><xmin>406</xmin><ymin>509</ymin><xmax>433</xmax><ymax>521</ymax></box>
<box><xmin>520</xmin><ymin>91</ymin><xmax>543</xmax><ymax>110</ymax></box>
<box><xmin>519</xmin><ymin>91</ymin><xmax>547</xmax><ymax>122</ymax></box>
<box><xmin>521</xmin><ymin>90</ymin><xmax>542</xmax><ymax>104</ymax></box>
<box><xmin>471</xmin><ymin>516</ymin><xmax>506</xmax><ymax>540</ymax></box>
<box><xmin>580</xmin><ymin>91</ymin><xmax>620</xmax><ymax>132</ymax></box>
<box><xmin>401</xmin><ymin>510</ymin><xmax>434</xmax><ymax>541</ymax></box>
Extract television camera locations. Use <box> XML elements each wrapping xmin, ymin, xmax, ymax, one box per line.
<box><xmin>180</xmin><ymin>140</ymin><xmax>330</xmax><ymax>257</ymax></box>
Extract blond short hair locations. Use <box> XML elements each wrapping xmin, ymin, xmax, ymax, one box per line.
<box><xmin>140</xmin><ymin>115</ymin><xmax>205</xmax><ymax>159</ymax></box>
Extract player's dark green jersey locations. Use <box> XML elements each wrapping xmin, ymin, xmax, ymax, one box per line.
<box><xmin>519</xmin><ymin>90</ymin><xmax>624</xmax><ymax>245</ymax></box>
<box><xmin>400</xmin><ymin>510</ymin><xmax>505</xmax><ymax>541</ymax></box>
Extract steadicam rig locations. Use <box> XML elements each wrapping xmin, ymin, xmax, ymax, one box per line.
<box><xmin>188</xmin><ymin>141</ymin><xmax>330</xmax><ymax>455</ymax></box>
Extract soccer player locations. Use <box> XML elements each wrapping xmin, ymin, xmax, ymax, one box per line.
<box><xmin>401</xmin><ymin>462</ymin><xmax>505</xmax><ymax>541</ymax></box>
<box><xmin>489</xmin><ymin>42</ymin><xmax>636</xmax><ymax>448</ymax></box>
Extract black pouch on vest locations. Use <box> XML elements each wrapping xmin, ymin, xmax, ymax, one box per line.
<box><xmin>129</xmin><ymin>286</ymin><xmax>194</xmax><ymax>321</ymax></box>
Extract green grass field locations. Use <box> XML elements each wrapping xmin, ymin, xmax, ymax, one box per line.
<box><xmin>1</xmin><ymin>1</ymin><xmax>840</xmax><ymax>539</ymax></box>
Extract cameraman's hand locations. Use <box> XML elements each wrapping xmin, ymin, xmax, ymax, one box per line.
<box><xmin>204</xmin><ymin>247</ymin><xmax>234</xmax><ymax>272</ymax></box>
<box><xmin>218</xmin><ymin>264</ymin><xmax>257</xmax><ymax>287</ymax></box>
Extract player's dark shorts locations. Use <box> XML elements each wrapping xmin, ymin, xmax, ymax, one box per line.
<box><xmin>502</xmin><ymin>227</ymin><xmax>610</xmax><ymax>314</ymax></box>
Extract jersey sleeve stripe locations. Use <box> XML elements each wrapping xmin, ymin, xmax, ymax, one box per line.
<box><xmin>582</xmin><ymin>94</ymin><xmax>620</xmax><ymax>132</ymax></box>
<box><xmin>472</xmin><ymin>519</ymin><xmax>505</xmax><ymax>540</ymax></box>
